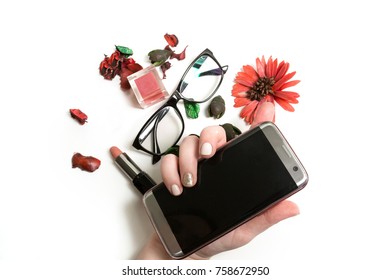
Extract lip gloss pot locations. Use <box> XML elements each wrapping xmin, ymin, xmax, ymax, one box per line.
<box><xmin>127</xmin><ymin>65</ymin><xmax>169</xmax><ymax>108</ymax></box>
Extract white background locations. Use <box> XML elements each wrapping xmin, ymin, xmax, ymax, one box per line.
<box><xmin>0</xmin><ymin>0</ymin><xmax>389</xmax><ymax>278</ymax></box>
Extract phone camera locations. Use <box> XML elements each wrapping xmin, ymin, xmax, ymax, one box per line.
<box><xmin>293</xmin><ymin>166</ymin><xmax>299</xmax><ymax>172</ymax></box>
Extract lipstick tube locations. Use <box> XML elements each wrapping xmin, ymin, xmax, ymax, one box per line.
<box><xmin>113</xmin><ymin>151</ymin><xmax>156</xmax><ymax>194</ymax></box>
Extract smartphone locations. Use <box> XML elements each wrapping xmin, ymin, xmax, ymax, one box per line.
<box><xmin>143</xmin><ymin>122</ymin><xmax>308</xmax><ymax>259</ymax></box>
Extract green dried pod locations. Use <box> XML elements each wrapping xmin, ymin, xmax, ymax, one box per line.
<box><xmin>115</xmin><ymin>45</ymin><xmax>133</xmax><ymax>57</ymax></box>
<box><xmin>164</xmin><ymin>145</ymin><xmax>180</xmax><ymax>157</ymax></box>
<box><xmin>184</xmin><ymin>100</ymin><xmax>200</xmax><ymax>119</ymax></box>
<box><xmin>208</xmin><ymin>95</ymin><xmax>225</xmax><ymax>119</ymax></box>
<box><xmin>220</xmin><ymin>123</ymin><xmax>242</xmax><ymax>141</ymax></box>
<box><xmin>148</xmin><ymin>49</ymin><xmax>172</xmax><ymax>66</ymax></box>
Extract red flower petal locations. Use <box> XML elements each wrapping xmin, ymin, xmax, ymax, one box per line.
<box><xmin>273</xmin><ymin>71</ymin><xmax>296</xmax><ymax>90</ymax></box>
<box><xmin>236</xmin><ymin>71</ymin><xmax>257</xmax><ymax>85</ymax></box>
<box><xmin>279</xmin><ymin>80</ymin><xmax>300</xmax><ymax>90</ymax></box>
<box><xmin>265</xmin><ymin>56</ymin><xmax>273</xmax><ymax>77</ymax></box>
<box><xmin>274</xmin><ymin>91</ymin><xmax>299</xmax><ymax>104</ymax></box>
<box><xmin>275</xmin><ymin>90</ymin><xmax>300</xmax><ymax>98</ymax></box>
<box><xmin>274</xmin><ymin>61</ymin><xmax>289</xmax><ymax>82</ymax></box>
<box><xmin>240</xmin><ymin>100</ymin><xmax>258</xmax><ymax>122</ymax></box>
<box><xmin>274</xmin><ymin>97</ymin><xmax>295</xmax><ymax>112</ymax></box>
<box><xmin>234</xmin><ymin>97</ymin><xmax>251</xmax><ymax>107</ymax></box>
<box><xmin>256</xmin><ymin>56</ymin><xmax>266</xmax><ymax>77</ymax></box>
<box><xmin>232</xmin><ymin>83</ymin><xmax>250</xmax><ymax>96</ymax></box>
<box><xmin>234</xmin><ymin>75</ymin><xmax>255</xmax><ymax>87</ymax></box>
<box><xmin>246</xmin><ymin>101</ymin><xmax>260</xmax><ymax>124</ymax></box>
<box><xmin>242</xmin><ymin>65</ymin><xmax>259</xmax><ymax>81</ymax></box>
<box><xmin>270</xmin><ymin>58</ymin><xmax>278</xmax><ymax>78</ymax></box>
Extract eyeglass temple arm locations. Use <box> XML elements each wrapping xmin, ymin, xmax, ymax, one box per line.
<box><xmin>179</xmin><ymin>65</ymin><xmax>228</xmax><ymax>92</ymax></box>
<box><xmin>138</xmin><ymin>108</ymin><xmax>170</xmax><ymax>143</ymax></box>
<box><xmin>150</xmin><ymin>109</ymin><xmax>170</xmax><ymax>164</ymax></box>
<box><xmin>198</xmin><ymin>65</ymin><xmax>229</xmax><ymax>77</ymax></box>
<box><xmin>151</xmin><ymin>116</ymin><xmax>162</xmax><ymax>159</ymax></box>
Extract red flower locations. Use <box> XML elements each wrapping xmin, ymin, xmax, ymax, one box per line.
<box><xmin>232</xmin><ymin>56</ymin><xmax>300</xmax><ymax>124</ymax></box>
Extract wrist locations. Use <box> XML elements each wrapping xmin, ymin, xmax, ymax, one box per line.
<box><xmin>137</xmin><ymin>233</ymin><xmax>211</xmax><ymax>260</ymax></box>
<box><xmin>136</xmin><ymin>233</ymin><xmax>172</xmax><ymax>260</ymax></box>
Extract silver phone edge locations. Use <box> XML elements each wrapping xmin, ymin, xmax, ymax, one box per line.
<box><xmin>259</xmin><ymin>121</ymin><xmax>309</xmax><ymax>189</ymax></box>
<box><xmin>143</xmin><ymin>189</ymin><xmax>184</xmax><ymax>259</ymax></box>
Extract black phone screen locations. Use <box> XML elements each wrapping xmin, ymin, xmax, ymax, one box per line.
<box><xmin>152</xmin><ymin>128</ymin><xmax>298</xmax><ymax>255</ymax></box>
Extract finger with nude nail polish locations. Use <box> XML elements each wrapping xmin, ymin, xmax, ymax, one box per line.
<box><xmin>199</xmin><ymin>126</ymin><xmax>226</xmax><ymax>158</ymax></box>
<box><xmin>161</xmin><ymin>154</ymin><xmax>183</xmax><ymax>196</ymax></box>
<box><xmin>179</xmin><ymin>135</ymin><xmax>199</xmax><ymax>187</ymax></box>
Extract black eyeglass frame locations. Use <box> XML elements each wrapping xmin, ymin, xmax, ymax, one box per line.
<box><xmin>132</xmin><ymin>48</ymin><xmax>227</xmax><ymax>163</ymax></box>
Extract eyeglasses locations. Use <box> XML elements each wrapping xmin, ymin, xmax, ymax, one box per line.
<box><xmin>132</xmin><ymin>48</ymin><xmax>228</xmax><ymax>164</ymax></box>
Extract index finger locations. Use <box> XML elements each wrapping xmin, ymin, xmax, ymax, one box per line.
<box><xmin>198</xmin><ymin>125</ymin><xmax>227</xmax><ymax>159</ymax></box>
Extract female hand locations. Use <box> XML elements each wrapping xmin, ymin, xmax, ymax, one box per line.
<box><xmin>137</xmin><ymin>101</ymin><xmax>300</xmax><ymax>260</ymax></box>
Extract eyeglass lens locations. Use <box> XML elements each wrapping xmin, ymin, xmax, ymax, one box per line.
<box><xmin>138</xmin><ymin>106</ymin><xmax>183</xmax><ymax>155</ymax></box>
<box><xmin>136</xmin><ymin>51</ymin><xmax>224</xmax><ymax>158</ymax></box>
<box><xmin>180</xmin><ymin>55</ymin><xmax>222</xmax><ymax>101</ymax></box>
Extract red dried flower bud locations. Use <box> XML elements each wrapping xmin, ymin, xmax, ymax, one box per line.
<box><xmin>164</xmin><ymin>33</ymin><xmax>179</xmax><ymax>47</ymax></box>
<box><xmin>69</xmin><ymin>109</ymin><xmax>88</xmax><ymax>125</ymax></box>
<box><xmin>160</xmin><ymin>61</ymin><xmax>171</xmax><ymax>79</ymax></box>
<box><xmin>72</xmin><ymin>153</ymin><xmax>101</xmax><ymax>172</ymax></box>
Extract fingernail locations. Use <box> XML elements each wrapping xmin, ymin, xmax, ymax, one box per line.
<box><xmin>200</xmin><ymin>142</ymin><xmax>213</xmax><ymax>156</ymax></box>
<box><xmin>183</xmin><ymin>173</ymin><xmax>193</xmax><ymax>187</ymax></box>
<box><xmin>171</xmin><ymin>184</ymin><xmax>182</xmax><ymax>196</ymax></box>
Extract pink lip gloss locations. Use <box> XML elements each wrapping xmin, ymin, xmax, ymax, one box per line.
<box><xmin>127</xmin><ymin>65</ymin><xmax>169</xmax><ymax>108</ymax></box>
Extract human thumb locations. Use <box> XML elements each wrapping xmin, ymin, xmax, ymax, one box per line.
<box><xmin>250</xmin><ymin>101</ymin><xmax>275</xmax><ymax>128</ymax></box>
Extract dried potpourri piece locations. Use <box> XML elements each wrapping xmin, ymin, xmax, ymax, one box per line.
<box><xmin>208</xmin><ymin>95</ymin><xmax>225</xmax><ymax>119</ymax></box>
<box><xmin>119</xmin><ymin>57</ymin><xmax>143</xmax><ymax>90</ymax></box>
<box><xmin>99</xmin><ymin>46</ymin><xmax>143</xmax><ymax>90</ymax></box>
<box><xmin>115</xmin><ymin>45</ymin><xmax>133</xmax><ymax>57</ymax></box>
<box><xmin>169</xmin><ymin>45</ymin><xmax>187</xmax><ymax>61</ymax></box>
<box><xmin>99</xmin><ymin>50</ymin><xmax>122</xmax><ymax>80</ymax></box>
<box><xmin>72</xmin><ymin>153</ymin><xmax>101</xmax><ymax>172</ymax></box>
<box><xmin>184</xmin><ymin>100</ymin><xmax>200</xmax><ymax>119</ymax></box>
<box><xmin>69</xmin><ymin>109</ymin><xmax>88</xmax><ymax>125</ymax></box>
<box><xmin>148</xmin><ymin>49</ymin><xmax>172</xmax><ymax>66</ymax></box>
<box><xmin>164</xmin><ymin>33</ymin><xmax>179</xmax><ymax>47</ymax></box>
<box><xmin>147</xmin><ymin>33</ymin><xmax>187</xmax><ymax>78</ymax></box>
<box><xmin>220</xmin><ymin>123</ymin><xmax>242</xmax><ymax>141</ymax></box>
<box><xmin>160</xmin><ymin>61</ymin><xmax>171</xmax><ymax>79</ymax></box>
